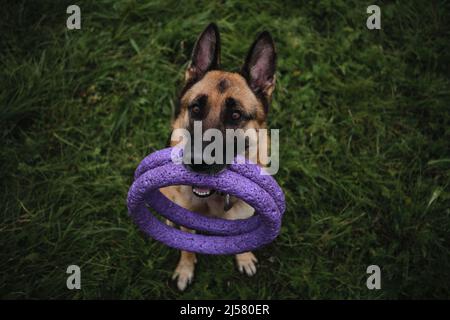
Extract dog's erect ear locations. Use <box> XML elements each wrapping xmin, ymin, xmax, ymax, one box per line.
<box><xmin>185</xmin><ymin>23</ymin><xmax>221</xmax><ymax>83</ymax></box>
<box><xmin>241</xmin><ymin>31</ymin><xmax>276</xmax><ymax>100</ymax></box>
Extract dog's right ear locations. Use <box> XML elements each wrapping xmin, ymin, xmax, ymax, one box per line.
<box><xmin>185</xmin><ymin>23</ymin><xmax>221</xmax><ymax>83</ymax></box>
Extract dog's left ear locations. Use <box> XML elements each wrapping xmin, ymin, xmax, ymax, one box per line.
<box><xmin>241</xmin><ymin>31</ymin><xmax>277</xmax><ymax>100</ymax></box>
<box><xmin>185</xmin><ymin>23</ymin><xmax>221</xmax><ymax>83</ymax></box>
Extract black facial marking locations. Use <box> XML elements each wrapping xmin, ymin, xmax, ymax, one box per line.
<box><xmin>225</xmin><ymin>97</ymin><xmax>236</xmax><ymax>108</ymax></box>
<box><xmin>222</xmin><ymin>97</ymin><xmax>254</xmax><ymax>126</ymax></box>
<box><xmin>189</xmin><ymin>94</ymin><xmax>208</xmax><ymax>120</ymax></box>
<box><xmin>217</xmin><ymin>78</ymin><xmax>230</xmax><ymax>93</ymax></box>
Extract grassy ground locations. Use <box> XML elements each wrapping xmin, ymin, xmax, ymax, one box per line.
<box><xmin>1</xmin><ymin>0</ymin><xmax>450</xmax><ymax>299</ymax></box>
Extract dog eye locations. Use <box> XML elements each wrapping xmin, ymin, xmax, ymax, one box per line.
<box><xmin>190</xmin><ymin>103</ymin><xmax>203</xmax><ymax>119</ymax></box>
<box><xmin>189</xmin><ymin>95</ymin><xmax>207</xmax><ymax>119</ymax></box>
<box><xmin>231</xmin><ymin>111</ymin><xmax>241</xmax><ymax>121</ymax></box>
<box><xmin>192</xmin><ymin>105</ymin><xmax>201</xmax><ymax>114</ymax></box>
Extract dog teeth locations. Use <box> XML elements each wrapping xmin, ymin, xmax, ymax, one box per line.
<box><xmin>192</xmin><ymin>188</ymin><xmax>212</xmax><ymax>197</ymax></box>
<box><xmin>194</xmin><ymin>190</ymin><xmax>210</xmax><ymax>196</ymax></box>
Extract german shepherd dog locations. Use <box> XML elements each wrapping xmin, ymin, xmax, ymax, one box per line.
<box><xmin>161</xmin><ymin>23</ymin><xmax>276</xmax><ymax>291</ymax></box>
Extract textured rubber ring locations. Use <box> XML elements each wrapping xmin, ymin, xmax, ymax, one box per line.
<box><xmin>127</xmin><ymin>147</ymin><xmax>285</xmax><ymax>254</ymax></box>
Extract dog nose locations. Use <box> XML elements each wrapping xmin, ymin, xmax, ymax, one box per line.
<box><xmin>184</xmin><ymin>157</ymin><xmax>227</xmax><ymax>174</ymax></box>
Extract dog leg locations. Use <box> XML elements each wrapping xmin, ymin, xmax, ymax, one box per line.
<box><xmin>172</xmin><ymin>226</ymin><xmax>197</xmax><ymax>291</ymax></box>
<box><xmin>222</xmin><ymin>199</ymin><xmax>259</xmax><ymax>276</ymax></box>
<box><xmin>160</xmin><ymin>186</ymin><xmax>206</xmax><ymax>291</ymax></box>
<box><xmin>236</xmin><ymin>252</ymin><xmax>258</xmax><ymax>276</ymax></box>
<box><xmin>165</xmin><ymin>219</ymin><xmax>175</xmax><ymax>227</ymax></box>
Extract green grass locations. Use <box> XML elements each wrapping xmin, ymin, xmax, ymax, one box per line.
<box><xmin>1</xmin><ymin>0</ymin><xmax>450</xmax><ymax>299</ymax></box>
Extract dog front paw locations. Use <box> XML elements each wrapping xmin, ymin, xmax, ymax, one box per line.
<box><xmin>172</xmin><ymin>262</ymin><xmax>195</xmax><ymax>291</ymax></box>
<box><xmin>235</xmin><ymin>252</ymin><xmax>258</xmax><ymax>276</ymax></box>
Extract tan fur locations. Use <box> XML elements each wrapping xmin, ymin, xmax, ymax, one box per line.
<box><xmin>172</xmin><ymin>71</ymin><xmax>267</xmax><ymax>132</ymax></box>
<box><xmin>165</xmin><ymin>69</ymin><xmax>271</xmax><ymax>291</ymax></box>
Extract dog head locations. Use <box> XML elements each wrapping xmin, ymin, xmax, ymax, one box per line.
<box><xmin>171</xmin><ymin>23</ymin><xmax>276</xmax><ymax>177</ymax></box>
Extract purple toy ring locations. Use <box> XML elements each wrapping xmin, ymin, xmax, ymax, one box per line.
<box><xmin>127</xmin><ymin>147</ymin><xmax>285</xmax><ymax>255</ymax></box>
